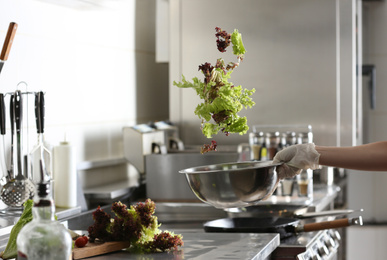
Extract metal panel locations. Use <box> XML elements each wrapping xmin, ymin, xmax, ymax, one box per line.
<box><xmin>169</xmin><ymin>0</ymin><xmax>357</xmax><ymax>147</ymax></box>
<box><xmin>145</xmin><ymin>152</ymin><xmax>239</xmax><ymax>200</ymax></box>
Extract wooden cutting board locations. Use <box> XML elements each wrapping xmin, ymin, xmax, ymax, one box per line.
<box><xmin>72</xmin><ymin>240</ymin><xmax>131</xmax><ymax>259</ymax></box>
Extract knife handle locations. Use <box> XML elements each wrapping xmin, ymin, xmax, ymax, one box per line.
<box><xmin>35</xmin><ymin>91</ymin><xmax>44</xmax><ymax>134</ymax></box>
<box><xmin>14</xmin><ymin>90</ymin><xmax>22</xmax><ymax>133</ymax></box>
<box><xmin>10</xmin><ymin>94</ymin><xmax>14</xmax><ymax>133</ymax></box>
<box><xmin>0</xmin><ymin>22</ymin><xmax>18</xmax><ymax>61</ymax></box>
<box><xmin>0</xmin><ymin>94</ymin><xmax>5</xmax><ymax>135</ymax></box>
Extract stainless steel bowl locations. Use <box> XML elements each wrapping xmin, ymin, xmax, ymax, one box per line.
<box><xmin>179</xmin><ymin>161</ymin><xmax>281</xmax><ymax>209</ymax></box>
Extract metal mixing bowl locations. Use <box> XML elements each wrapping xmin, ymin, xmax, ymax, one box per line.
<box><xmin>179</xmin><ymin>161</ymin><xmax>281</xmax><ymax>209</ymax></box>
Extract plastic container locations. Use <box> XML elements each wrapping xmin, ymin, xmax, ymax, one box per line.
<box><xmin>53</xmin><ymin>141</ymin><xmax>77</xmax><ymax>208</ymax></box>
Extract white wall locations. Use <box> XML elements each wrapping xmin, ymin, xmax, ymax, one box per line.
<box><xmin>0</xmin><ymin>0</ymin><xmax>169</xmax><ymax>190</ymax></box>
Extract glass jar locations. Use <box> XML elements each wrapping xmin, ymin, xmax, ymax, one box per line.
<box><xmin>297</xmin><ymin>132</ymin><xmax>313</xmax><ymax>144</ymax></box>
<box><xmin>16</xmin><ymin>181</ymin><xmax>72</xmax><ymax>260</ymax></box>
<box><xmin>249</xmin><ymin>132</ymin><xmax>265</xmax><ymax>160</ymax></box>
<box><xmin>281</xmin><ymin>178</ymin><xmax>295</xmax><ymax>196</ymax></box>
<box><xmin>266</xmin><ymin>132</ymin><xmax>280</xmax><ymax>160</ymax></box>
<box><xmin>297</xmin><ymin>169</ymin><xmax>313</xmax><ymax>199</ymax></box>
<box><xmin>281</xmin><ymin>131</ymin><xmax>297</xmax><ymax>148</ymax></box>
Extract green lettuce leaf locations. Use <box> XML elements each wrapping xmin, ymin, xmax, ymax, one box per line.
<box><xmin>0</xmin><ymin>200</ymin><xmax>34</xmax><ymax>259</ymax></box>
<box><xmin>231</xmin><ymin>29</ymin><xmax>246</xmax><ymax>56</ymax></box>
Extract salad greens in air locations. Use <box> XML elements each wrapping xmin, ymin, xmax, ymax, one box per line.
<box><xmin>173</xmin><ymin>27</ymin><xmax>255</xmax><ymax>153</ymax></box>
<box><xmin>88</xmin><ymin>199</ymin><xmax>183</xmax><ymax>253</ymax></box>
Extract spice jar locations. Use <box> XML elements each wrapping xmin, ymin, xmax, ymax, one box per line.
<box><xmin>281</xmin><ymin>178</ymin><xmax>295</xmax><ymax>196</ymax></box>
<box><xmin>282</xmin><ymin>131</ymin><xmax>297</xmax><ymax>148</ymax></box>
<box><xmin>297</xmin><ymin>132</ymin><xmax>313</xmax><ymax>144</ymax></box>
<box><xmin>249</xmin><ymin>132</ymin><xmax>265</xmax><ymax>161</ymax></box>
<box><xmin>266</xmin><ymin>132</ymin><xmax>280</xmax><ymax>160</ymax></box>
<box><xmin>297</xmin><ymin>169</ymin><xmax>313</xmax><ymax>199</ymax></box>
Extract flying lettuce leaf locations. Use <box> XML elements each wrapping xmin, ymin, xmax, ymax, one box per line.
<box><xmin>231</xmin><ymin>29</ymin><xmax>246</xmax><ymax>57</ymax></box>
<box><xmin>173</xmin><ymin>27</ymin><xmax>255</xmax><ymax>153</ymax></box>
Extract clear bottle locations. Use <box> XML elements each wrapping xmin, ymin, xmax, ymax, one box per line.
<box><xmin>16</xmin><ymin>179</ymin><xmax>72</xmax><ymax>260</ymax></box>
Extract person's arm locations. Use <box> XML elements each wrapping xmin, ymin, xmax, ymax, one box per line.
<box><xmin>316</xmin><ymin>141</ymin><xmax>387</xmax><ymax>171</ymax></box>
<box><xmin>273</xmin><ymin>141</ymin><xmax>387</xmax><ymax>179</ymax></box>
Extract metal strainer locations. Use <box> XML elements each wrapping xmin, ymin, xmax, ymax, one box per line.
<box><xmin>1</xmin><ymin>91</ymin><xmax>34</xmax><ymax>207</ymax></box>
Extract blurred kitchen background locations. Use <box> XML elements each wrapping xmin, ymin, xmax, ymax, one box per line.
<box><xmin>0</xmin><ymin>0</ymin><xmax>386</xmax><ymax>259</ymax></box>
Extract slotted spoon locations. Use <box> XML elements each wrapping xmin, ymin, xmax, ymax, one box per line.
<box><xmin>1</xmin><ymin>91</ymin><xmax>34</xmax><ymax>207</ymax></box>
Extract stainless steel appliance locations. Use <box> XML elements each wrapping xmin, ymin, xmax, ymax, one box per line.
<box><xmin>225</xmin><ymin>185</ymin><xmax>355</xmax><ymax>259</ymax></box>
<box><xmin>123</xmin><ymin>121</ymin><xmax>239</xmax><ymax>201</ymax></box>
<box><xmin>154</xmin><ymin>185</ymin><xmax>353</xmax><ymax>260</ymax></box>
<box><xmin>123</xmin><ymin>124</ymin><xmax>167</xmax><ymax>177</ymax></box>
<box><xmin>145</xmin><ymin>151</ymin><xmax>239</xmax><ymax>201</ymax></box>
<box><xmin>272</xmin><ymin>228</ymin><xmax>342</xmax><ymax>260</ymax></box>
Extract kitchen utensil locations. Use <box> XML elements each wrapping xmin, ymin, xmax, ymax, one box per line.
<box><xmin>8</xmin><ymin>94</ymin><xmax>14</xmax><ymax>178</ymax></box>
<box><xmin>1</xmin><ymin>91</ymin><xmax>34</xmax><ymax>207</ymax></box>
<box><xmin>0</xmin><ymin>93</ymin><xmax>7</xmax><ymax>187</ymax></box>
<box><xmin>0</xmin><ymin>22</ymin><xmax>17</xmax><ymax>76</ymax></box>
<box><xmin>0</xmin><ymin>94</ymin><xmax>16</xmax><ymax>204</ymax></box>
<box><xmin>226</xmin><ymin>204</ymin><xmax>362</xmax><ymax>219</ymax></box>
<box><xmin>204</xmin><ymin>216</ymin><xmax>363</xmax><ymax>239</ymax></box>
<box><xmin>293</xmin><ymin>209</ymin><xmax>362</xmax><ymax>219</ymax></box>
<box><xmin>30</xmin><ymin>91</ymin><xmax>51</xmax><ymax>182</ymax></box>
<box><xmin>179</xmin><ymin>160</ymin><xmax>281</xmax><ymax>209</ymax></box>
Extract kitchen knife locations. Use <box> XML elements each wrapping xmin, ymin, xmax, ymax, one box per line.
<box><xmin>0</xmin><ymin>22</ymin><xmax>18</xmax><ymax>75</ymax></box>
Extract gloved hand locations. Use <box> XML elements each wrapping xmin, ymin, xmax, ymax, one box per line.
<box><xmin>273</xmin><ymin>143</ymin><xmax>321</xmax><ymax>179</ymax></box>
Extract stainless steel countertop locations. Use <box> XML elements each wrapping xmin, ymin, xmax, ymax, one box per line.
<box><xmin>65</xmin><ymin>203</ymin><xmax>280</xmax><ymax>259</ymax></box>
<box><xmin>0</xmin><ymin>206</ymin><xmax>81</xmax><ymax>237</ymax></box>
<box><xmin>75</xmin><ymin>229</ymin><xmax>279</xmax><ymax>260</ymax></box>
<box><xmin>0</xmin><ymin>184</ymin><xmax>339</xmax><ymax>259</ymax></box>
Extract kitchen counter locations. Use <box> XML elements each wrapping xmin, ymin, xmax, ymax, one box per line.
<box><xmin>0</xmin><ymin>205</ymin><xmax>82</xmax><ymax>237</ymax></box>
<box><xmin>66</xmin><ymin>205</ymin><xmax>279</xmax><ymax>259</ymax></box>
<box><xmin>63</xmin><ymin>185</ymin><xmax>339</xmax><ymax>259</ymax></box>
<box><xmin>77</xmin><ymin>230</ymin><xmax>279</xmax><ymax>260</ymax></box>
<box><xmin>0</xmin><ymin>184</ymin><xmax>339</xmax><ymax>259</ymax></box>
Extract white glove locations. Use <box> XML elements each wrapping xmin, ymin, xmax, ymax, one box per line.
<box><xmin>273</xmin><ymin>143</ymin><xmax>320</xmax><ymax>179</ymax></box>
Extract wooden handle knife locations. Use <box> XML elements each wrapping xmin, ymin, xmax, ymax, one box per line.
<box><xmin>0</xmin><ymin>22</ymin><xmax>18</xmax><ymax>61</ymax></box>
